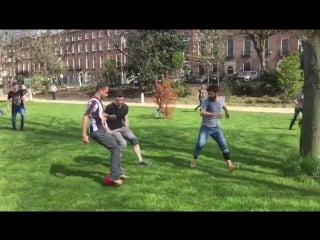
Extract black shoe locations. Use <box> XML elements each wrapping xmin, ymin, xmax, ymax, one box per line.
<box><xmin>138</xmin><ymin>161</ymin><xmax>152</xmax><ymax>167</ymax></box>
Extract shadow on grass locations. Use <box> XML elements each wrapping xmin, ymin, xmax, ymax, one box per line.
<box><xmin>49</xmin><ymin>163</ymin><xmax>106</xmax><ymax>186</ymax></box>
<box><xmin>181</xmin><ymin>109</ymin><xmax>197</xmax><ymax>112</ymax></box>
<box><xmin>73</xmin><ymin>155</ymin><xmax>108</xmax><ymax>167</ymax></box>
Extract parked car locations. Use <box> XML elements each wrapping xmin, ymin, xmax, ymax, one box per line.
<box><xmin>237</xmin><ymin>71</ymin><xmax>258</xmax><ymax>82</ymax></box>
<box><xmin>124</xmin><ymin>75</ymin><xmax>140</xmax><ymax>86</ymax></box>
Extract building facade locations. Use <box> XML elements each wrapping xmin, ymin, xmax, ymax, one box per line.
<box><xmin>0</xmin><ymin>29</ymin><xmax>301</xmax><ymax>87</ymax></box>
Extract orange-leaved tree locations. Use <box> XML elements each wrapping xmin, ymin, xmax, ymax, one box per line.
<box><xmin>152</xmin><ymin>74</ymin><xmax>178</xmax><ymax>119</ymax></box>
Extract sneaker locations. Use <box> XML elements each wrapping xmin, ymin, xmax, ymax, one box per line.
<box><xmin>138</xmin><ymin>161</ymin><xmax>152</xmax><ymax>166</ymax></box>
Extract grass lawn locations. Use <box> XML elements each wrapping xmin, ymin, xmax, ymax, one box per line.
<box><xmin>0</xmin><ymin>102</ymin><xmax>319</xmax><ymax>211</ymax></box>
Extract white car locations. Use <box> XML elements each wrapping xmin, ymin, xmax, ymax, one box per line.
<box><xmin>237</xmin><ymin>71</ymin><xmax>258</xmax><ymax>81</ymax></box>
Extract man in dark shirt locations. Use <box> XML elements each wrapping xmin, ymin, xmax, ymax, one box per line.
<box><xmin>81</xmin><ymin>82</ymin><xmax>126</xmax><ymax>185</ymax></box>
<box><xmin>7</xmin><ymin>82</ymin><xmax>27</xmax><ymax>130</ymax></box>
<box><xmin>104</xmin><ymin>90</ymin><xmax>151</xmax><ymax>166</ymax></box>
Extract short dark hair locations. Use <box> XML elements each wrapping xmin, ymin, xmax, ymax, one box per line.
<box><xmin>115</xmin><ymin>90</ymin><xmax>124</xmax><ymax>98</ymax></box>
<box><xmin>207</xmin><ymin>84</ymin><xmax>219</xmax><ymax>93</ymax></box>
<box><xmin>95</xmin><ymin>82</ymin><xmax>108</xmax><ymax>91</ymax></box>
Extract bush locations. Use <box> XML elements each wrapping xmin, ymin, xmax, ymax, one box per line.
<box><xmin>231</xmin><ymin>82</ymin><xmax>254</xmax><ymax>96</ymax></box>
<box><xmin>281</xmin><ymin>156</ymin><xmax>302</xmax><ymax>176</ymax></box>
<box><xmin>301</xmin><ymin>155</ymin><xmax>320</xmax><ymax>177</ymax></box>
<box><xmin>259</xmin><ymin>69</ymin><xmax>282</xmax><ymax>96</ymax></box>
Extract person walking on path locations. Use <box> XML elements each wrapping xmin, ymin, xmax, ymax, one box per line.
<box><xmin>50</xmin><ymin>83</ymin><xmax>58</xmax><ymax>100</ymax></box>
<box><xmin>194</xmin><ymin>84</ymin><xmax>206</xmax><ymax>111</ymax></box>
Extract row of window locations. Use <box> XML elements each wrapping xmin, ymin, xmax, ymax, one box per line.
<box><xmin>54</xmin><ymin>39</ymin><xmax>126</xmax><ymax>55</ymax></box>
<box><xmin>54</xmin><ymin>30</ymin><xmax>121</xmax><ymax>44</ymax></box>
<box><xmin>226</xmin><ymin>37</ymin><xmax>290</xmax><ymax>58</ymax></box>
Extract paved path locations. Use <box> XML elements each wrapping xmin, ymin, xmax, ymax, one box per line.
<box><xmin>0</xmin><ymin>96</ymin><xmax>293</xmax><ymax>114</ymax></box>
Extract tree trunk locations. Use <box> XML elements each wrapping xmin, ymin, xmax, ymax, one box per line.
<box><xmin>300</xmin><ymin>30</ymin><xmax>320</xmax><ymax>158</ymax></box>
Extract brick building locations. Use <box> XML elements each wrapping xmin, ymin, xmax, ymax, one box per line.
<box><xmin>0</xmin><ymin>29</ymin><xmax>301</xmax><ymax>87</ymax></box>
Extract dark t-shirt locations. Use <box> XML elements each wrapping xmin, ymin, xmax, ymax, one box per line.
<box><xmin>8</xmin><ymin>89</ymin><xmax>26</xmax><ymax>107</ymax></box>
<box><xmin>104</xmin><ymin>102</ymin><xmax>128</xmax><ymax>130</ymax></box>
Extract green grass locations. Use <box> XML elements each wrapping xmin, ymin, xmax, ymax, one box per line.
<box><xmin>0</xmin><ymin>102</ymin><xmax>318</xmax><ymax>211</ymax></box>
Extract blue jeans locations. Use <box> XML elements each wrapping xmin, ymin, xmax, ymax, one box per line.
<box><xmin>195</xmin><ymin>98</ymin><xmax>204</xmax><ymax>110</ymax></box>
<box><xmin>12</xmin><ymin>105</ymin><xmax>26</xmax><ymax>130</ymax></box>
<box><xmin>289</xmin><ymin>107</ymin><xmax>303</xmax><ymax>129</ymax></box>
<box><xmin>193</xmin><ymin>125</ymin><xmax>229</xmax><ymax>159</ymax></box>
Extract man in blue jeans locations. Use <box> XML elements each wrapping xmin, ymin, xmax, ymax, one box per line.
<box><xmin>7</xmin><ymin>82</ymin><xmax>27</xmax><ymax>130</ymax></box>
<box><xmin>191</xmin><ymin>84</ymin><xmax>238</xmax><ymax>171</ymax></box>
<box><xmin>289</xmin><ymin>86</ymin><xmax>304</xmax><ymax>130</ymax></box>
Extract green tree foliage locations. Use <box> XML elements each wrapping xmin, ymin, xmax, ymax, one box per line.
<box><xmin>103</xmin><ymin>59</ymin><xmax>117</xmax><ymax>83</ymax></box>
<box><xmin>199</xmin><ymin>30</ymin><xmax>224</xmax><ymax>84</ymax></box>
<box><xmin>124</xmin><ymin>30</ymin><xmax>186</xmax><ymax>85</ymax></box>
<box><xmin>277</xmin><ymin>52</ymin><xmax>303</xmax><ymax>100</ymax></box>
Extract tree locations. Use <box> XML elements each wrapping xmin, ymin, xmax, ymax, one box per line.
<box><xmin>103</xmin><ymin>59</ymin><xmax>117</xmax><ymax>84</ymax></box>
<box><xmin>124</xmin><ymin>30</ymin><xmax>186</xmax><ymax>86</ymax></box>
<box><xmin>239</xmin><ymin>30</ymin><xmax>279</xmax><ymax>71</ymax></box>
<box><xmin>1</xmin><ymin>30</ymin><xmax>65</xmax><ymax>88</ymax></box>
<box><xmin>277</xmin><ymin>52</ymin><xmax>303</xmax><ymax>100</ymax></box>
<box><xmin>299</xmin><ymin>30</ymin><xmax>320</xmax><ymax>159</ymax></box>
<box><xmin>198</xmin><ymin>30</ymin><xmax>224</xmax><ymax>85</ymax></box>
<box><xmin>152</xmin><ymin>74</ymin><xmax>178</xmax><ymax>119</ymax></box>
<box><xmin>27</xmin><ymin>31</ymin><xmax>65</xmax><ymax>82</ymax></box>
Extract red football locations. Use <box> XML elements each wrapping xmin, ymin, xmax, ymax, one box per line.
<box><xmin>104</xmin><ymin>173</ymin><xmax>114</xmax><ymax>185</ymax></box>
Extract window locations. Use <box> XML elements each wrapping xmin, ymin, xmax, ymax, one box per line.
<box><xmin>99</xmin><ymin>31</ymin><xmax>103</xmax><ymax>37</ymax></box>
<box><xmin>92</xmin><ymin>32</ymin><xmax>97</xmax><ymax>38</ymax></box>
<box><xmin>78</xmin><ymin>44</ymin><xmax>82</xmax><ymax>53</ymax></box>
<box><xmin>243</xmin><ymin>36</ymin><xmax>251</xmax><ymax>56</ymax></box>
<box><xmin>85</xmin><ymin>43</ymin><xmax>89</xmax><ymax>52</ymax></box>
<box><xmin>78</xmin><ymin>34</ymin><xmax>82</xmax><ymax>40</ymax></box>
<box><xmin>107</xmin><ymin>41</ymin><xmax>111</xmax><ymax>50</ymax></box>
<box><xmin>116</xmin><ymin>54</ymin><xmax>121</xmax><ymax>68</ymax></box>
<box><xmin>107</xmin><ymin>30</ymin><xmax>111</xmax><ymax>36</ymax></box>
<box><xmin>85</xmin><ymin>33</ymin><xmax>89</xmax><ymax>39</ymax></box>
<box><xmin>92</xmin><ymin>56</ymin><xmax>96</xmax><ymax>69</ymax></box>
<box><xmin>27</xmin><ymin>62</ymin><xmax>31</xmax><ymax>72</ymax></box>
<box><xmin>243</xmin><ymin>62</ymin><xmax>251</xmax><ymax>71</ymax></box>
<box><xmin>183</xmin><ymin>31</ymin><xmax>190</xmax><ymax>41</ymax></box>
<box><xmin>78</xmin><ymin>57</ymin><xmax>82</xmax><ymax>68</ymax></box>
<box><xmin>281</xmin><ymin>38</ymin><xmax>289</xmax><ymax>56</ymax></box>
<box><xmin>99</xmin><ymin>41</ymin><xmax>104</xmax><ymax>51</ymax></box>
<box><xmin>55</xmin><ymin>48</ymin><xmax>59</xmax><ymax>55</ymax></box>
<box><xmin>86</xmin><ymin>56</ymin><xmax>90</xmax><ymax>69</ymax></box>
<box><xmin>99</xmin><ymin>55</ymin><xmax>104</xmax><ymax>68</ymax></box>
<box><xmin>72</xmin><ymin>58</ymin><xmax>75</xmax><ymax>68</ymax></box>
<box><xmin>227</xmin><ymin>37</ymin><xmax>234</xmax><ymax>58</ymax></box>
<box><xmin>72</xmin><ymin>35</ymin><xmax>76</xmax><ymax>41</ymax></box>
<box><xmin>265</xmin><ymin>38</ymin><xmax>269</xmax><ymax>55</ymax></box>
<box><xmin>92</xmin><ymin>42</ymin><xmax>96</xmax><ymax>51</ymax></box>
<box><xmin>212</xmin><ymin>63</ymin><xmax>217</xmax><ymax>73</ymax></box>
<box><xmin>60</xmin><ymin>47</ymin><xmax>64</xmax><ymax>55</ymax></box>
<box><xmin>66</xmin><ymin>58</ymin><xmax>69</xmax><ymax>68</ymax></box>
<box><xmin>66</xmin><ymin>35</ymin><xmax>69</xmax><ymax>42</ymax></box>
<box><xmin>66</xmin><ymin>45</ymin><xmax>70</xmax><ymax>54</ymax></box>
<box><xmin>72</xmin><ymin>44</ymin><xmax>75</xmax><ymax>54</ymax></box>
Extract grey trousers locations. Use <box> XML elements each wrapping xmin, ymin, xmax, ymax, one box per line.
<box><xmin>91</xmin><ymin>129</ymin><xmax>123</xmax><ymax>181</ymax></box>
<box><xmin>111</xmin><ymin>127</ymin><xmax>138</xmax><ymax>147</ymax></box>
